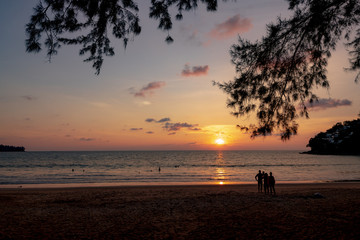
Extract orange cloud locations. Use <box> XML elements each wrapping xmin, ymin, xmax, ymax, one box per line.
<box><xmin>305</xmin><ymin>98</ymin><xmax>352</xmax><ymax>111</ymax></box>
<box><xmin>163</xmin><ymin>122</ymin><xmax>200</xmax><ymax>131</ymax></box>
<box><xmin>130</xmin><ymin>81</ymin><xmax>166</xmax><ymax>97</ymax></box>
<box><xmin>208</xmin><ymin>14</ymin><xmax>252</xmax><ymax>40</ymax></box>
<box><xmin>146</xmin><ymin>117</ymin><xmax>201</xmax><ymax>132</ymax></box>
<box><xmin>181</xmin><ymin>64</ymin><xmax>209</xmax><ymax>77</ymax></box>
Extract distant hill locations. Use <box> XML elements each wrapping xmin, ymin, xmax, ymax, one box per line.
<box><xmin>305</xmin><ymin>118</ymin><xmax>360</xmax><ymax>155</ymax></box>
<box><xmin>0</xmin><ymin>144</ymin><xmax>25</xmax><ymax>152</ymax></box>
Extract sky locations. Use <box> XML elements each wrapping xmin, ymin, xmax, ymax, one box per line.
<box><xmin>0</xmin><ymin>0</ymin><xmax>359</xmax><ymax>151</ymax></box>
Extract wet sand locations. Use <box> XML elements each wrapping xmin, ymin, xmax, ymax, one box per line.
<box><xmin>1</xmin><ymin>183</ymin><xmax>360</xmax><ymax>239</ymax></box>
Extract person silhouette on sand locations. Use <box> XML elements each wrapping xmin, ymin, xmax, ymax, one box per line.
<box><xmin>269</xmin><ymin>172</ymin><xmax>276</xmax><ymax>195</ymax></box>
<box><xmin>255</xmin><ymin>170</ymin><xmax>263</xmax><ymax>192</ymax></box>
<box><xmin>263</xmin><ymin>172</ymin><xmax>269</xmax><ymax>194</ymax></box>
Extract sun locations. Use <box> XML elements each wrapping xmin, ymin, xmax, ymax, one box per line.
<box><xmin>215</xmin><ymin>138</ymin><xmax>225</xmax><ymax>145</ymax></box>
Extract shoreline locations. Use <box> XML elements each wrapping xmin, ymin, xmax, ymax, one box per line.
<box><xmin>2</xmin><ymin>182</ymin><xmax>360</xmax><ymax>192</ymax></box>
<box><xmin>1</xmin><ymin>180</ymin><xmax>356</xmax><ymax>189</ymax></box>
<box><xmin>300</xmin><ymin>150</ymin><xmax>360</xmax><ymax>156</ymax></box>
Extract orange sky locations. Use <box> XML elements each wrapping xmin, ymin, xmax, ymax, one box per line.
<box><xmin>0</xmin><ymin>0</ymin><xmax>359</xmax><ymax>151</ymax></box>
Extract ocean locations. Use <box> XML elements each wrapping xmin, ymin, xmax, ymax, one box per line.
<box><xmin>0</xmin><ymin>150</ymin><xmax>359</xmax><ymax>187</ymax></box>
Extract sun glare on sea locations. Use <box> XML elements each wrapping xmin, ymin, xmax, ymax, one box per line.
<box><xmin>215</xmin><ymin>138</ymin><xmax>225</xmax><ymax>145</ymax></box>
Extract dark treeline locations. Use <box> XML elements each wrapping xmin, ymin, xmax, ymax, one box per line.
<box><xmin>0</xmin><ymin>144</ymin><xmax>25</xmax><ymax>152</ymax></box>
<box><xmin>306</xmin><ymin>118</ymin><xmax>360</xmax><ymax>155</ymax></box>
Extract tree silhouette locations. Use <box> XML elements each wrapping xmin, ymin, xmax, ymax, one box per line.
<box><xmin>26</xmin><ymin>0</ymin><xmax>220</xmax><ymax>74</ymax></box>
<box><xmin>0</xmin><ymin>144</ymin><xmax>25</xmax><ymax>152</ymax></box>
<box><xmin>216</xmin><ymin>0</ymin><xmax>360</xmax><ymax>140</ymax></box>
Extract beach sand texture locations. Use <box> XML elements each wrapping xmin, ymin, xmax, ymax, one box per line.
<box><xmin>1</xmin><ymin>183</ymin><xmax>360</xmax><ymax>239</ymax></box>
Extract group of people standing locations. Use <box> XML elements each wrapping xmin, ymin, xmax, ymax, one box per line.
<box><xmin>255</xmin><ymin>170</ymin><xmax>275</xmax><ymax>195</ymax></box>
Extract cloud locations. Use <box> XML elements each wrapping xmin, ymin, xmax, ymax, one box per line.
<box><xmin>188</xmin><ymin>142</ymin><xmax>197</xmax><ymax>145</ymax></box>
<box><xmin>146</xmin><ymin>117</ymin><xmax>200</xmax><ymax>132</ymax></box>
<box><xmin>157</xmin><ymin>117</ymin><xmax>171</xmax><ymax>123</ymax></box>
<box><xmin>305</xmin><ymin>98</ymin><xmax>352</xmax><ymax>111</ymax></box>
<box><xmin>130</xmin><ymin>128</ymin><xmax>143</xmax><ymax>131</ymax></box>
<box><xmin>145</xmin><ymin>117</ymin><xmax>171</xmax><ymax>123</ymax></box>
<box><xmin>168</xmin><ymin>132</ymin><xmax>176</xmax><ymax>135</ymax></box>
<box><xmin>146</xmin><ymin>131</ymin><xmax>154</xmax><ymax>134</ymax></box>
<box><xmin>130</xmin><ymin>81</ymin><xmax>166</xmax><ymax>97</ymax></box>
<box><xmin>181</xmin><ymin>64</ymin><xmax>209</xmax><ymax>77</ymax></box>
<box><xmin>134</xmin><ymin>100</ymin><xmax>152</xmax><ymax>106</ymax></box>
<box><xmin>208</xmin><ymin>14</ymin><xmax>252</xmax><ymax>40</ymax></box>
<box><xmin>21</xmin><ymin>95</ymin><xmax>37</xmax><ymax>101</ymax></box>
<box><xmin>163</xmin><ymin>122</ymin><xmax>200</xmax><ymax>131</ymax></box>
<box><xmin>79</xmin><ymin>137</ymin><xmax>95</xmax><ymax>142</ymax></box>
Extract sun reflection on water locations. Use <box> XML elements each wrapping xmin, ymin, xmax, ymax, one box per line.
<box><xmin>214</xmin><ymin>151</ymin><xmax>229</xmax><ymax>184</ymax></box>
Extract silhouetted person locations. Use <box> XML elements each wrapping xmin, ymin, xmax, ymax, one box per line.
<box><xmin>255</xmin><ymin>170</ymin><xmax>263</xmax><ymax>192</ymax></box>
<box><xmin>263</xmin><ymin>172</ymin><xmax>269</xmax><ymax>194</ymax></box>
<box><xmin>269</xmin><ymin>172</ymin><xmax>276</xmax><ymax>195</ymax></box>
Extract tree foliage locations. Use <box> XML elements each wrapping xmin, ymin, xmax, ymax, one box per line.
<box><xmin>0</xmin><ymin>144</ymin><xmax>25</xmax><ymax>152</ymax></box>
<box><xmin>216</xmin><ymin>0</ymin><xmax>360</xmax><ymax>140</ymax></box>
<box><xmin>26</xmin><ymin>0</ymin><xmax>220</xmax><ymax>74</ymax></box>
<box><xmin>306</xmin><ymin>118</ymin><xmax>360</xmax><ymax>155</ymax></box>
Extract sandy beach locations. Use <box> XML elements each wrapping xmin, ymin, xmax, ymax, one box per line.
<box><xmin>1</xmin><ymin>183</ymin><xmax>360</xmax><ymax>239</ymax></box>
